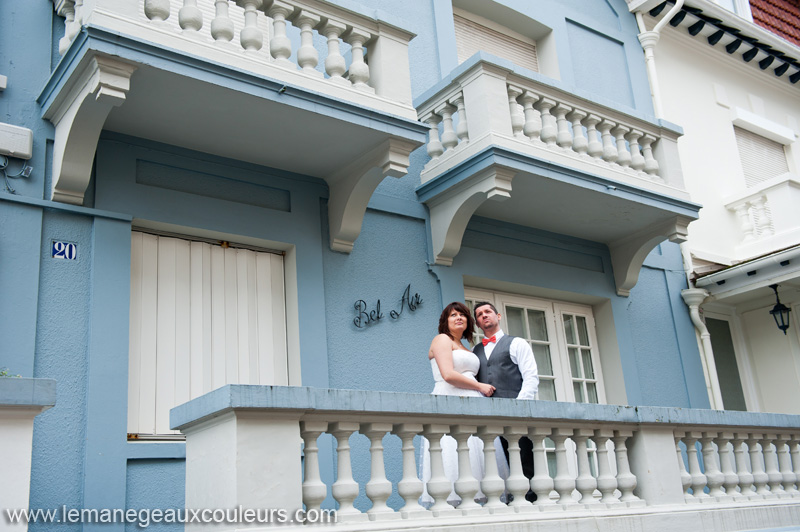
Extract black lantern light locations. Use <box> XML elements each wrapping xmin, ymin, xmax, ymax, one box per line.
<box><xmin>768</xmin><ymin>284</ymin><xmax>791</xmax><ymax>335</ymax></box>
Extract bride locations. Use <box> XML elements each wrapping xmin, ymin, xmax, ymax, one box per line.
<box><xmin>420</xmin><ymin>302</ymin><xmax>495</xmax><ymax>506</ymax></box>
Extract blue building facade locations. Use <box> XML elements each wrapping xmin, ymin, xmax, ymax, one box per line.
<box><xmin>0</xmin><ymin>0</ymin><xmax>707</xmax><ymax>527</ymax></box>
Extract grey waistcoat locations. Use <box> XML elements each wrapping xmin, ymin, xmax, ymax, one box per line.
<box><xmin>474</xmin><ymin>335</ymin><xmax>523</xmax><ymax>399</ymax></box>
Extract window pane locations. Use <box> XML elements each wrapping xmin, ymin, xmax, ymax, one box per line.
<box><xmin>576</xmin><ymin>316</ymin><xmax>589</xmax><ymax>346</ymax></box>
<box><xmin>539</xmin><ymin>379</ymin><xmax>557</xmax><ymax>401</ymax></box>
<box><xmin>533</xmin><ymin>344</ymin><xmax>553</xmax><ymax>375</ymax></box>
<box><xmin>569</xmin><ymin>347</ymin><xmax>581</xmax><ymax>377</ymax></box>
<box><xmin>574</xmin><ymin>382</ymin><xmax>585</xmax><ymax>402</ymax></box>
<box><xmin>587</xmin><ymin>383</ymin><xmax>598</xmax><ymax>404</ymax></box>
<box><xmin>582</xmin><ymin>349</ymin><xmax>594</xmax><ymax>379</ymax></box>
<box><xmin>506</xmin><ymin>306</ymin><xmax>526</xmax><ymax>337</ymax></box>
<box><xmin>527</xmin><ymin>309</ymin><xmax>548</xmax><ymax>341</ymax></box>
<box><xmin>563</xmin><ymin>314</ymin><xmax>576</xmax><ymax>344</ymax></box>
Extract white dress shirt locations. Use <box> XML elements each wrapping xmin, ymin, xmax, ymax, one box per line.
<box><xmin>484</xmin><ymin>329</ymin><xmax>539</xmax><ymax>400</ymax></box>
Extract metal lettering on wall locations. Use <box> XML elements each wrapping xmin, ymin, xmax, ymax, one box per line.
<box><xmin>354</xmin><ymin>284</ymin><xmax>422</xmax><ymax>328</ymax></box>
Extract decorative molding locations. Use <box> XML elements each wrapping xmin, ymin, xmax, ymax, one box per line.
<box><xmin>43</xmin><ymin>53</ymin><xmax>137</xmax><ymax>205</ymax></box>
<box><xmin>610</xmin><ymin>216</ymin><xmax>692</xmax><ymax>297</ymax></box>
<box><xmin>425</xmin><ymin>166</ymin><xmax>515</xmax><ymax>266</ymax></box>
<box><xmin>327</xmin><ymin>137</ymin><xmax>417</xmax><ymax>253</ymax></box>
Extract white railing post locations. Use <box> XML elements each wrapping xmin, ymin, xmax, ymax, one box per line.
<box><xmin>574</xmin><ymin>429</ymin><xmax>598</xmax><ymax>504</ymax></box>
<box><xmin>594</xmin><ymin>429</ymin><xmax>619</xmax><ymax>504</ymax></box>
<box><xmin>452</xmin><ymin>425</ymin><xmax>482</xmax><ymax>510</ymax></box>
<box><xmin>530</xmin><ymin>426</ymin><xmax>556</xmax><ymax>507</ymax></box>
<box><xmin>423</xmin><ymin>424</ymin><xmax>454</xmax><ymax>514</ymax></box>
<box><xmin>394</xmin><ymin>423</ymin><xmax>426</xmax><ymax>517</ymax></box>
<box><xmin>330</xmin><ymin>421</ymin><xmax>363</xmax><ymax>518</ymax></box>
<box><xmin>733</xmin><ymin>433</ymin><xmax>757</xmax><ymax>498</ymax></box>
<box><xmin>701</xmin><ymin>432</ymin><xmax>725</xmax><ymax>498</ymax></box>
<box><xmin>551</xmin><ymin>428</ymin><xmax>576</xmax><ymax>505</ymax></box>
<box><xmin>363</xmin><ymin>422</ymin><xmax>396</xmax><ymax>517</ymax></box>
<box><xmin>628</xmin><ymin>427</ymin><xmax>683</xmax><ymax>505</ymax></box>
<box><xmin>478</xmin><ymin>425</ymin><xmax>508</xmax><ymax>511</ymax></box>
<box><xmin>300</xmin><ymin>420</ymin><xmax>328</xmax><ymax>511</ymax></box>
<box><xmin>505</xmin><ymin>426</ymin><xmax>534</xmax><ymax>508</ymax></box>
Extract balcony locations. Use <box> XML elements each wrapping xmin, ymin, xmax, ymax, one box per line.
<box><xmin>44</xmin><ymin>0</ymin><xmax>427</xmax><ymax>252</ymax></box>
<box><xmin>0</xmin><ymin>378</ymin><xmax>56</xmax><ymax>531</ymax></box>
<box><xmin>415</xmin><ymin>55</ymin><xmax>700</xmax><ymax>296</ymax></box>
<box><xmin>173</xmin><ymin>385</ymin><xmax>800</xmax><ymax>531</ymax></box>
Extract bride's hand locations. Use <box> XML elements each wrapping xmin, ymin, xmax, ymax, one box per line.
<box><xmin>478</xmin><ymin>383</ymin><xmax>495</xmax><ymax>397</ymax></box>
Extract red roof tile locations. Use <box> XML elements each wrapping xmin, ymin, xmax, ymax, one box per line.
<box><xmin>749</xmin><ymin>0</ymin><xmax>800</xmax><ymax>47</ymax></box>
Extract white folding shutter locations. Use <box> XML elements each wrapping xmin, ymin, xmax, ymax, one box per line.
<box><xmin>128</xmin><ymin>232</ymin><xmax>288</xmax><ymax>436</ymax></box>
<box><xmin>453</xmin><ymin>13</ymin><xmax>539</xmax><ymax>72</ymax></box>
<box><xmin>734</xmin><ymin>126</ymin><xmax>790</xmax><ymax>188</ymax></box>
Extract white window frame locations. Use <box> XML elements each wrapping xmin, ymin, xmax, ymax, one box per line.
<box><xmin>465</xmin><ymin>288</ymin><xmax>607</xmax><ymax>404</ymax></box>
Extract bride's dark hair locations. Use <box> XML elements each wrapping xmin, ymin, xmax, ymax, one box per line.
<box><xmin>438</xmin><ymin>302</ymin><xmax>476</xmax><ymax>344</ymax></box>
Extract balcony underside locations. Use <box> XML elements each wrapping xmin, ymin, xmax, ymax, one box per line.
<box><xmin>38</xmin><ymin>28</ymin><xmax>426</xmax><ymax>252</ymax></box>
<box><xmin>417</xmin><ymin>146</ymin><xmax>700</xmax><ymax>296</ymax></box>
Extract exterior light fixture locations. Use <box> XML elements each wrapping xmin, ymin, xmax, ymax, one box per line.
<box><xmin>768</xmin><ymin>284</ymin><xmax>791</xmax><ymax>335</ymax></box>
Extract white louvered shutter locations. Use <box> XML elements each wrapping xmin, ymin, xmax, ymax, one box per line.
<box><xmin>453</xmin><ymin>13</ymin><xmax>539</xmax><ymax>72</ymax></box>
<box><xmin>734</xmin><ymin>126</ymin><xmax>790</xmax><ymax>188</ymax></box>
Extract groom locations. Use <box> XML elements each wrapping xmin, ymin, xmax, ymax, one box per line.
<box><xmin>472</xmin><ymin>301</ymin><xmax>539</xmax><ymax>502</ymax></box>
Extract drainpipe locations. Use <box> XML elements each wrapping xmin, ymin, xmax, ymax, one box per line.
<box><xmin>635</xmin><ymin>0</ymin><xmax>684</xmax><ymax>118</ymax></box>
<box><xmin>681</xmin><ymin>287</ymin><xmax>724</xmax><ymax>410</ymax></box>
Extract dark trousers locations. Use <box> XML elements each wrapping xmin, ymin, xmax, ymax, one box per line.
<box><xmin>500</xmin><ymin>436</ymin><xmax>536</xmax><ymax>502</ymax></box>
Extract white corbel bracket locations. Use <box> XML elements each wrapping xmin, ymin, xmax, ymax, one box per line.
<box><xmin>426</xmin><ymin>166</ymin><xmax>515</xmax><ymax>266</ymax></box>
<box><xmin>327</xmin><ymin>137</ymin><xmax>417</xmax><ymax>253</ymax></box>
<box><xmin>43</xmin><ymin>54</ymin><xmax>137</xmax><ymax>205</ymax></box>
<box><xmin>610</xmin><ymin>215</ymin><xmax>692</xmax><ymax>297</ymax></box>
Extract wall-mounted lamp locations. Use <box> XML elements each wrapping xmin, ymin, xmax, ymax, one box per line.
<box><xmin>768</xmin><ymin>284</ymin><xmax>791</xmax><ymax>335</ymax></box>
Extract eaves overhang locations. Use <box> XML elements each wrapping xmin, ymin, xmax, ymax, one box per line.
<box><xmin>416</xmin><ymin>144</ymin><xmax>701</xmax><ymax>296</ymax></box>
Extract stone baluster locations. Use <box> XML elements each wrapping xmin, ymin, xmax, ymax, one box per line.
<box><xmin>423</xmin><ymin>113</ymin><xmax>444</xmax><ymax>161</ymax></box>
<box><xmin>530</xmin><ymin>427</ymin><xmax>556</xmax><ymax>506</ymax></box>
<box><xmin>322</xmin><ymin>20</ymin><xmax>348</xmax><ymax>85</ymax></box>
<box><xmin>594</xmin><ymin>430</ymin><xmax>618</xmax><ymax>504</ymax></box>
<box><xmin>144</xmin><ymin>0</ymin><xmax>170</xmax><ymax>22</ymax></box>
<box><xmin>733</xmin><ymin>434</ymin><xmax>756</xmax><ymax>497</ymax></box>
<box><xmin>716</xmin><ymin>433</ymin><xmax>739</xmax><ymax>498</ymax></box>
<box><xmin>733</xmin><ymin>203</ymin><xmax>756</xmax><ymax>243</ymax></box>
<box><xmin>626</xmin><ymin>130</ymin><xmax>646</xmax><ymax>172</ymax></box>
<box><xmin>597</xmin><ymin>120</ymin><xmax>618</xmax><ymax>163</ymax></box>
<box><xmin>478</xmin><ymin>426</ymin><xmax>507</xmax><ymax>511</ymax></box>
<box><xmin>363</xmin><ymin>423</ymin><xmax>394</xmax><ymax>516</ymax></box>
<box><xmin>535</xmin><ymin>98</ymin><xmax>558</xmax><ymax>146</ymax></box>
<box><xmin>519</xmin><ymin>91</ymin><xmax>542</xmax><ymax>142</ymax></box>
<box><xmin>568</xmin><ymin>109</ymin><xmax>588</xmax><ymax>155</ymax></box>
<box><xmin>179</xmin><ymin>0</ymin><xmax>203</xmax><ymax>32</ymax></box>
<box><xmin>436</xmin><ymin>103</ymin><xmax>458</xmax><ymax>152</ymax></box>
<box><xmin>747</xmin><ymin>434</ymin><xmax>770</xmax><ymax>496</ymax></box>
<box><xmin>423</xmin><ymin>424</ymin><xmax>453</xmax><ymax>512</ymax></box>
<box><xmin>640</xmin><ymin>135</ymin><xmax>660</xmax><ymax>176</ymax></box>
<box><xmin>450</xmin><ymin>94</ymin><xmax>469</xmax><ymax>145</ymax></box>
<box><xmin>777</xmin><ymin>435</ymin><xmax>798</xmax><ymax>495</ymax></box>
<box><xmin>762</xmin><ymin>435</ymin><xmax>785</xmax><ymax>496</ymax></box>
<box><xmin>552</xmin><ymin>428</ymin><xmax>576</xmax><ymax>505</ymax></box>
<box><xmin>613</xmin><ymin>430</ymin><xmax>639</xmax><ymax>503</ymax></box>
<box><xmin>452</xmin><ymin>426</ymin><xmax>481</xmax><ymax>509</ymax></box>
<box><xmin>612</xmin><ymin>125</ymin><xmax>632</xmax><ymax>168</ymax></box>
<box><xmin>56</xmin><ymin>0</ymin><xmax>76</xmax><ymax>55</ymax></box>
<box><xmin>751</xmin><ymin>196</ymin><xmax>773</xmax><ymax>237</ymax></box>
<box><xmin>790</xmin><ymin>436</ymin><xmax>800</xmax><ymax>493</ymax></box>
<box><xmin>268</xmin><ymin>1</ymin><xmax>293</xmax><ymax>62</ymax></box>
<box><xmin>683</xmin><ymin>433</ymin><xmax>708</xmax><ymax>499</ymax></box>
<box><xmin>506</xmin><ymin>426</ymin><xmax>533</xmax><ymax>508</ymax></box>
<box><xmin>584</xmin><ymin>115</ymin><xmax>603</xmax><ymax>159</ymax></box>
<box><xmin>211</xmin><ymin>0</ymin><xmax>235</xmax><ymax>42</ymax></box>
<box><xmin>700</xmin><ymin>432</ymin><xmax>725</xmax><ymax>497</ymax></box>
<box><xmin>394</xmin><ymin>424</ymin><xmax>425</xmax><ymax>514</ymax></box>
<box><xmin>554</xmin><ymin>104</ymin><xmax>573</xmax><ymax>149</ymax></box>
<box><xmin>237</xmin><ymin>0</ymin><xmax>263</xmax><ymax>52</ymax></box>
<box><xmin>676</xmin><ymin>434</ymin><xmax>693</xmax><ymax>500</ymax></box>
<box><xmin>300</xmin><ymin>421</ymin><xmax>328</xmax><ymax>511</ymax></box>
<box><xmin>294</xmin><ymin>11</ymin><xmax>321</xmax><ymax>75</ymax></box>
<box><xmin>507</xmin><ymin>85</ymin><xmax>525</xmax><ymax>139</ymax></box>
<box><xmin>330</xmin><ymin>422</ymin><xmax>361</xmax><ymax>516</ymax></box>
<box><xmin>347</xmin><ymin>29</ymin><xmax>372</xmax><ymax>92</ymax></box>
<box><xmin>574</xmin><ymin>429</ymin><xmax>598</xmax><ymax>504</ymax></box>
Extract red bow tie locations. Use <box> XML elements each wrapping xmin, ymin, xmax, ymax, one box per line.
<box><xmin>482</xmin><ymin>335</ymin><xmax>496</xmax><ymax>346</ymax></box>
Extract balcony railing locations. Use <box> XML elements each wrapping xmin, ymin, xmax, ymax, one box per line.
<box><xmin>172</xmin><ymin>385</ymin><xmax>800</xmax><ymax>531</ymax></box>
<box><xmin>724</xmin><ymin>173</ymin><xmax>800</xmax><ymax>260</ymax></box>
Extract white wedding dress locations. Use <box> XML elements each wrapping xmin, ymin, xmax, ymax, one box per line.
<box><xmin>420</xmin><ymin>350</ymin><xmax>507</xmax><ymax>505</ymax></box>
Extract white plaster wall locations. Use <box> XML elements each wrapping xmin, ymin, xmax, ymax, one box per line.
<box><xmin>741</xmin><ymin>303</ymin><xmax>800</xmax><ymax>414</ymax></box>
<box><xmin>655</xmin><ymin>27</ymin><xmax>800</xmax><ymax>263</ymax></box>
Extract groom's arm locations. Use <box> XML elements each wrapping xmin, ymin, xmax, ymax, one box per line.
<box><xmin>510</xmin><ymin>338</ymin><xmax>539</xmax><ymax>400</ymax></box>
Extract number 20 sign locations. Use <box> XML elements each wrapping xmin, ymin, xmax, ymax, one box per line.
<box><xmin>52</xmin><ymin>241</ymin><xmax>77</xmax><ymax>260</ymax></box>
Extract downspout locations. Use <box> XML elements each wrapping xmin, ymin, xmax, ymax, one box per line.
<box><xmin>681</xmin><ymin>288</ymin><xmax>725</xmax><ymax>410</ymax></box>
<box><xmin>635</xmin><ymin>0</ymin><xmax>684</xmax><ymax>119</ymax></box>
